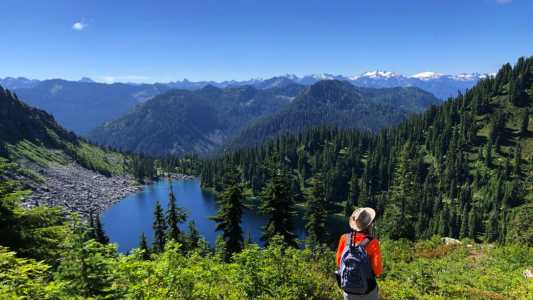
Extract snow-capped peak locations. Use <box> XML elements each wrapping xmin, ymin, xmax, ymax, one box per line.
<box><xmin>348</xmin><ymin>71</ymin><xmax>400</xmax><ymax>80</ymax></box>
<box><xmin>249</xmin><ymin>78</ymin><xmax>264</xmax><ymax>83</ymax></box>
<box><xmin>283</xmin><ymin>74</ymin><xmax>298</xmax><ymax>80</ymax></box>
<box><xmin>303</xmin><ymin>74</ymin><xmax>334</xmax><ymax>80</ymax></box>
<box><xmin>410</xmin><ymin>72</ymin><xmax>444</xmax><ymax>81</ymax></box>
<box><xmin>364</xmin><ymin>71</ymin><xmax>398</xmax><ymax>78</ymax></box>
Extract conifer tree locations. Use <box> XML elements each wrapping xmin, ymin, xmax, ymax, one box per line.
<box><xmin>165</xmin><ymin>180</ymin><xmax>189</xmax><ymax>242</ymax></box>
<box><xmin>151</xmin><ymin>200</ymin><xmax>167</xmax><ymax>253</ymax></box>
<box><xmin>185</xmin><ymin>219</ymin><xmax>200</xmax><ymax>251</ymax></box>
<box><xmin>139</xmin><ymin>231</ymin><xmax>150</xmax><ymax>260</ymax></box>
<box><xmin>244</xmin><ymin>230</ymin><xmax>253</xmax><ymax>248</ymax></box>
<box><xmin>257</xmin><ymin>149</ymin><xmax>298</xmax><ymax>248</ymax></box>
<box><xmin>94</xmin><ymin>213</ymin><xmax>110</xmax><ymax>245</ymax></box>
<box><xmin>485</xmin><ymin>210</ymin><xmax>499</xmax><ymax>243</ymax></box>
<box><xmin>468</xmin><ymin>206</ymin><xmax>477</xmax><ymax>241</ymax></box>
<box><xmin>87</xmin><ymin>210</ymin><xmax>96</xmax><ymax>240</ymax></box>
<box><xmin>345</xmin><ymin>169</ymin><xmax>359</xmax><ymax>217</ymax></box>
<box><xmin>207</xmin><ymin>155</ymin><xmax>252</xmax><ymax>256</ymax></box>
<box><xmin>520</xmin><ymin>108</ymin><xmax>529</xmax><ymax>136</ymax></box>
<box><xmin>382</xmin><ymin>145</ymin><xmax>416</xmax><ymax>241</ymax></box>
<box><xmin>303</xmin><ymin>174</ymin><xmax>331</xmax><ymax>247</ymax></box>
<box><xmin>54</xmin><ymin>216</ymin><xmax>117</xmax><ymax>298</ymax></box>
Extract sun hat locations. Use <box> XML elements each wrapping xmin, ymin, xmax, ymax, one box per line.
<box><xmin>349</xmin><ymin>207</ymin><xmax>376</xmax><ymax>231</ymax></box>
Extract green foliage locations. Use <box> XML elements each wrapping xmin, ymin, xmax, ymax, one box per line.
<box><xmin>0</xmin><ymin>247</ymin><xmax>53</xmax><ymax>299</ymax></box>
<box><xmin>16</xmin><ymin>167</ymin><xmax>47</xmax><ymax>184</ymax></box>
<box><xmin>507</xmin><ymin>203</ymin><xmax>533</xmax><ymax>246</ymax></box>
<box><xmin>151</xmin><ymin>200</ymin><xmax>168</xmax><ymax>253</ymax></box>
<box><xmin>53</xmin><ymin>215</ymin><xmax>121</xmax><ymax>298</ymax></box>
<box><xmin>138</xmin><ymin>230</ymin><xmax>150</xmax><ymax>260</ymax></box>
<box><xmin>304</xmin><ymin>174</ymin><xmax>331</xmax><ymax>246</ymax></box>
<box><xmin>207</xmin><ymin>155</ymin><xmax>252</xmax><ymax>258</ymax></box>
<box><xmin>382</xmin><ymin>145</ymin><xmax>416</xmax><ymax>241</ymax></box>
<box><xmin>257</xmin><ymin>150</ymin><xmax>299</xmax><ymax>248</ymax></box>
<box><xmin>378</xmin><ymin>239</ymin><xmax>533</xmax><ymax>299</ymax></box>
<box><xmin>165</xmin><ymin>180</ymin><xmax>189</xmax><ymax>243</ymax></box>
<box><xmin>94</xmin><ymin>213</ymin><xmax>110</xmax><ymax>245</ymax></box>
<box><xmin>0</xmin><ymin>158</ymin><xmax>67</xmax><ymax>262</ymax></box>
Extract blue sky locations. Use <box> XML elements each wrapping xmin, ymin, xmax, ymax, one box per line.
<box><xmin>0</xmin><ymin>0</ymin><xmax>532</xmax><ymax>83</ymax></box>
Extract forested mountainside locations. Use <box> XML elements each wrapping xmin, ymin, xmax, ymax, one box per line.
<box><xmin>223</xmin><ymin>80</ymin><xmax>439</xmax><ymax>150</ymax></box>
<box><xmin>88</xmin><ymin>81</ymin><xmax>440</xmax><ymax>157</ymax></box>
<box><xmin>350</xmin><ymin>85</ymin><xmax>443</xmax><ymax>113</ymax></box>
<box><xmin>15</xmin><ymin>80</ymin><xmax>171</xmax><ymax>135</ymax></box>
<box><xmin>201</xmin><ymin>56</ymin><xmax>533</xmax><ymax>245</ymax></box>
<box><xmin>0</xmin><ymin>77</ymin><xmax>41</xmax><ymax>89</ymax></box>
<box><xmin>85</xmin><ymin>84</ymin><xmax>306</xmax><ymax>156</ymax></box>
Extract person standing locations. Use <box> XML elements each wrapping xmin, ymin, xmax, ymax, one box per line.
<box><xmin>336</xmin><ymin>207</ymin><xmax>382</xmax><ymax>300</ymax></box>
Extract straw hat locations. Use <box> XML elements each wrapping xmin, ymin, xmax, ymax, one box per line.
<box><xmin>349</xmin><ymin>207</ymin><xmax>376</xmax><ymax>231</ymax></box>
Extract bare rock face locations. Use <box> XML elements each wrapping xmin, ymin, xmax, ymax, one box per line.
<box><xmin>12</xmin><ymin>153</ymin><xmax>138</xmax><ymax>219</ymax></box>
<box><xmin>6</xmin><ymin>148</ymin><xmax>195</xmax><ymax>220</ymax></box>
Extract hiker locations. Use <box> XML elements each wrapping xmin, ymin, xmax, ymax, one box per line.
<box><xmin>336</xmin><ymin>207</ymin><xmax>382</xmax><ymax>300</ymax></box>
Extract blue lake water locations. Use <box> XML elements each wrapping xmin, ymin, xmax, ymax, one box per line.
<box><xmin>101</xmin><ymin>178</ymin><xmax>348</xmax><ymax>253</ymax></box>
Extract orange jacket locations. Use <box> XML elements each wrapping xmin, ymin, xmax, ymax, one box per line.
<box><xmin>336</xmin><ymin>233</ymin><xmax>383</xmax><ymax>276</ymax></box>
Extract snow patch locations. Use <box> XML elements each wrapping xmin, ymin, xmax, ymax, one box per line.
<box><xmin>411</xmin><ymin>72</ymin><xmax>444</xmax><ymax>80</ymax></box>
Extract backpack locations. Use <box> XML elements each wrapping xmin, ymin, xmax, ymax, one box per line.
<box><xmin>339</xmin><ymin>233</ymin><xmax>375</xmax><ymax>295</ymax></box>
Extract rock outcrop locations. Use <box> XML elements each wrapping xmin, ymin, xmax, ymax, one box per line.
<box><xmin>15</xmin><ymin>157</ymin><xmax>138</xmax><ymax>219</ymax></box>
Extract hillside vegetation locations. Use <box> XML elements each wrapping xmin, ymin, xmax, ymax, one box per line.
<box><xmin>0</xmin><ymin>85</ymin><xmax>129</xmax><ymax>177</ymax></box>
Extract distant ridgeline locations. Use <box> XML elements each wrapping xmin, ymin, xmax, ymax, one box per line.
<box><xmin>14</xmin><ymin>80</ymin><xmax>171</xmax><ymax>135</ymax></box>
<box><xmin>87</xmin><ymin>81</ymin><xmax>441</xmax><ymax>157</ymax></box>
<box><xmin>201</xmin><ymin>56</ymin><xmax>533</xmax><ymax>245</ymax></box>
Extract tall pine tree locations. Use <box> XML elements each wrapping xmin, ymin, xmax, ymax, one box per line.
<box><xmin>207</xmin><ymin>155</ymin><xmax>252</xmax><ymax>257</ymax></box>
<box><xmin>94</xmin><ymin>213</ymin><xmax>110</xmax><ymax>245</ymax></box>
<box><xmin>382</xmin><ymin>145</ymin><xmax>416</xmax><ymax>241</ymax></box>
<box><xmin>139</xmin><ymin>231</ymin><xmax>150</xmax><ymax>260</ymax></box>
<box><xmin>303</xmin><ymin>174</ymin><xmax>331</xmax><ymax>247</ymax></box>
<box><xmin>165</xmin><ymin>180</ymin><xmax>189</xmax><ymax>243</ymax></box>
<box><xmin>151</xmin><ymin>200</ymin><xmax>168</xmax><ymax>253</ymax></box>
<box><xmin>257</xmin><ymin>149</ymin><xmax>298</xmax><ymax>248</ymax></box>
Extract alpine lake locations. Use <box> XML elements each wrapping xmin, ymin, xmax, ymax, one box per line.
<box><xmin>101</xmin><ymin>177</ymin><xmax>348</xmax><ymax>253</ymax></box>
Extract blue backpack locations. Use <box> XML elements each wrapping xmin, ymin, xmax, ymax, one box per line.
<box><xmin>339</xmin><ymin>233</ymin><xmax>375</xmax><ymax>295</ymax></box>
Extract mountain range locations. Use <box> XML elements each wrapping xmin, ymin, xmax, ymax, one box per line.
<box><xmin>85</xmin><ymin>81</ymin><xmax>441</xmax><ymax>156</ymax></box>
<box><xmin>1</xmin><ymin>70</ymin><xmax>494</xmax><ymax>100</ymax></box>
<box><xmin>13</xmin><ymin>80</ymin><xmax>171</xmax><ymax>135</ymax></box>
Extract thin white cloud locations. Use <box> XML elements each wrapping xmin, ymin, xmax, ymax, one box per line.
<box><xmin>102</xmin><ymin>76</ymin><xmax>150</xmax><ymax>83</ymax></box>
<box><xmin>496</xmin><ymin>0</ymin><xmax>511</xmax><ymax>3</ymax></box>
<box><xmin>72</xmin><ymin>18</ymin><xmax>92</xmax><ymax>30</ymax></box>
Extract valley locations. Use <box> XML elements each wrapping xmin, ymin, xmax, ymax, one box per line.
<box><xmin>1</xmin><ymin>0</ymin><xmax>532</xmax><ymax>297</ymax></box>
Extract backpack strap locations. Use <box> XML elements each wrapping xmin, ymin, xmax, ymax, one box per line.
<box><xmin>359</xmin><ymin>236</ymin><xmax>374</xmax><ymax>248</ymax></box>
<box><xmin>345</xmin><ymin>234</ymin><xmax>374</xmax><ymax>248</ymax></box>
<box><xmin>345</xmin><ymin>233</ymin><xmax>352</xmax><ymax>247</ymax></box>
